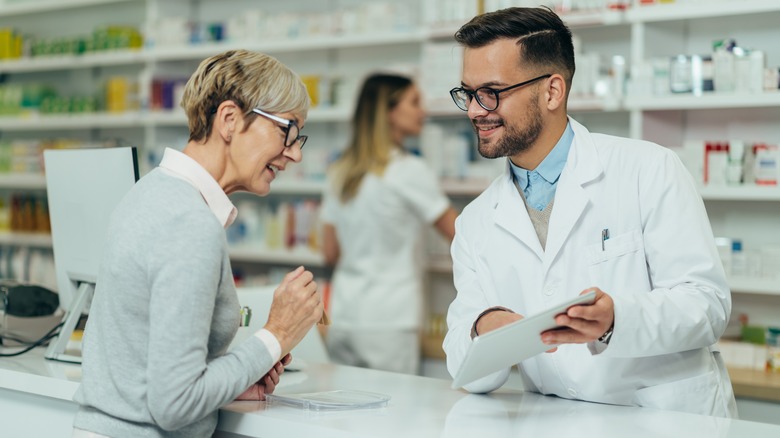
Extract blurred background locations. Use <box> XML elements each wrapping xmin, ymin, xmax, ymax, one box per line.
<box><xmin>0</xmin><ymin>0</ymin><xmax>779</xmax><ymax>424</ymax></box>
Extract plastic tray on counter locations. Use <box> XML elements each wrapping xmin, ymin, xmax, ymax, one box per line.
<box><xmin>265</xmin><ymin>389</ymin><xmax>390</xmax><ymax>411</ymax></box>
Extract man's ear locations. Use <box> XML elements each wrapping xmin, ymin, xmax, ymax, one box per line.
<box><xmin>544</xmin><ymin>74</ymin><xmax>567</xmax><ymax>111</ymax></box>
<box><xmin>215</xmin><ymin>100</ymin><xmax>239</xmax><ymax>143</ymax></box>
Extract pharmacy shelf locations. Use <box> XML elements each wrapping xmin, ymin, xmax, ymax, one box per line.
<box><xmin>699</xmin><ymin>186</ymin><xmax>780</xmax><ymax>202</ymax></box>
<box><xmin>0</xmin><ymin>112</ymin><xmax>145</xmax><ymax>131</ymax></box>
<box><xmin>624</xmin><ymin>92</ymin><xmax>780</xmax><ymax>111</ymax></box>
<box><xmin>268</xmin><ymin>179</ymin><xmax>326</xmax><ymax>196</ymax></box>
<box><xmin>146</xmin><ymin>111</ymin><xmax>187</xmax><ymax>126</ymax></box>
<box><xmin>307</xmin><ymin>106</ymin><xmax>353</xmax><ymax>123</ymax></box>
<box><xmin>0</xmin><ymin>173</ymin><xmax>47</xmax><ymax>190</ymax></box>
<box><xmin>147</xmin><ymin>31</ymin><xmax>426</xmax><ymax>62</ymax></box>
<box><xmin>559</xmin><ymin>9</ymin><xmax>625</xmax><ymax>28</ymax></box>
<box><xmin>0</xmin><ymin>50</ymin><xmax>144</xmax><ymax>73</ymax></box>
<box><xmin>0</xmin><ymin>232</ymin><xmax>52</xmax><ymax>248</ymax></box>
<box><xmin>0</xmin><ymin>106</ymin><xmax>353</xmax><ymax>131</ymax></box>
<box><xmin>0</xmin><ymin>0</ymin><xmax>136</xmax><ymax>17</ymax></box>
<box><xmin>730</xmin><ymin>277</ymin><xmax>780</xmax><ymax>297</ymax></box>
<box><xmin>427</xmin><ymin>255</ymin><xmax>455</xmax><ymax>274</ymax></box>
<box><xmin>0</xmin><ymin>174</ymin><xmax>325</xmax><ymax>196</ymax></box>
<box><xmin>0</xmin><ymin>31</ymin><xmax>425</xmax><ymax>74</ymax></box>
<box><xmin>228</xmin><ymin>246</ymin><xmax>324</xmax><ymax>267</ymax></box>
<box><xmin>421</xmin><ymin>334</ymin><xmax>446</xmax><ymax>360</ymax></box>
<box><xmin>626</xmin><ymin>0</ymin><xmax>780</xmax><ymax>23</ymax></box>
<box><xmin>440</xmin><ymin>178</ymin><xmax>490</xmax><ymax>197</ymax></box>
<box><xmin>426</xmin><ymin>9</ymin><xmax>624</xmax><ymax>40</ymax></box>
<box><xmin>149</xmin><ymin>106</ymin><xmax>352</xmax><ymax>127</ymax></box>
<box><xmin>728</xmin><ymin>367</ymin><xmax>780</xmax><ymax>403</ymax></box>
<box><xmin>569</xmin><ymin>96</ymin><xmax>623</xmax><ymax>112</ymax></box>
<box><xmin>0</xmin><ymin>233</ymin><xmax>328</xmax><ymax>266</ymax></box>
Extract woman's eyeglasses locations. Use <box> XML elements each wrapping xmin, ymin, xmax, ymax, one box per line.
<box><xmin>251</xmin><ymin>108</ymin><xmax>308</xmax><ymax>149</ymax></box>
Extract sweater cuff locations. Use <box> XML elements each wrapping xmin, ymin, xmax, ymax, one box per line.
<box><xmin>471</xmin><ymin>306</ymin><xmax>515</xmax><ymax>338</ymax></box>
<box><xmin>254</xmin><ymin>328</ymin><xmax>282</xmax><ymax>363</ymax></box>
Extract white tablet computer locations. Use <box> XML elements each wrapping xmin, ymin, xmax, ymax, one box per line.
<box><xmin>452</xmin><ymin>290</ymin><xmax>597</xmax><ymax>389</ymax></box>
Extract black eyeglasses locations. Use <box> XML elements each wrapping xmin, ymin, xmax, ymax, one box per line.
<box><xmin>449</xmin><ymin>74</ymin><xmax>552</xmax><ymax>112</ymax></box>
<box><xmin>251</xmin><ymin>108</ymin><xmax>308</xmax><ymax>149</ymax></box>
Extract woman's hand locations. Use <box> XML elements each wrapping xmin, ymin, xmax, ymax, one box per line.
<box><xmin>235</xmin><ymin>354</ymin><xmax>292</xmax><ymax>401</ymax></box>
<box><xmin>264</xmin><ymin>267</ymin><xmax>324</xmax><ymax>356</ymax></box>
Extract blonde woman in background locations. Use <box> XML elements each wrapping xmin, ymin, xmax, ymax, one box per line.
<box><xmin>321</xmin><ymin>73</ymin><xmax>457</xmax><ymax>375</ymax></box>
<box><xmin>72</xmin><ymin>50</ymin><xmax>324</xmax><ymax>437</ymax></box>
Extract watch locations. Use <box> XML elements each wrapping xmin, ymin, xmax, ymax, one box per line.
<box><xmin>598</xmin><ymin>324</ymin><xmax>614</xmax><ymax>345</ymax></box>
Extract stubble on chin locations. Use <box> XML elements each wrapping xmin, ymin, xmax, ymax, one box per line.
<box><xmin>474</xmin><ymin>107</ymin><xmax>543</xmax><ymax>160</ymax></box>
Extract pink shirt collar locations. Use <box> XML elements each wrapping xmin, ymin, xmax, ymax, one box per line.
<box><xmin>158</xmin><ymin>148</ymin><xmax>237</xmax><ymax>228</ymax></box>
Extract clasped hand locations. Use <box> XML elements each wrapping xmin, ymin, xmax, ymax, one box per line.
<box><xmin>235</xmin><ymin>353</ymin><xmax>292</xmax><ymax>401</ymax></box>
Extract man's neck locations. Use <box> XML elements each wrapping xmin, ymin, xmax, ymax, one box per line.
<box><xmin>509</xmin><ymin>116</ymin><xmax>568</xmax><ymax>170</ymax></box>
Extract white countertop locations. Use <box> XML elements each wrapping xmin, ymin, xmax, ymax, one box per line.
<box><xmin>2</xmin><ymin>348</ymin><xmax>780</xmax><ymax>438</ymax></box>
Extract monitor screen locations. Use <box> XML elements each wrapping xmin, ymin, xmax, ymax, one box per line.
<box><xmin>43</xmin><ymin>147</ymin><xmax>138</xmax><ymax>361</ymax></box>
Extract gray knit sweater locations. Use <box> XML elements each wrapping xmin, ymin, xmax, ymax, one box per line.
<box><xmin>73</xmin><ymin>169</ymin><xmax>273</xmax><ymax>437</ymax></box>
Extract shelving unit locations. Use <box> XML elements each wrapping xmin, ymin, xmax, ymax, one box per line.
<box><xmin>0</xmin><ymin>232</ymin><xmax>52</xmax><ymax>248</ymax></box>
<box><xmin>0</xmin><ymin>107</ymin><xmax>353</xmax><ymax>131</ymax></box>
<box><xmin>229</xmin><ymin>246</ymin><xmax>324</xmax><ymax>267</ymax></box>
<box><xmin>625</xmin><ymin>0</ymin><xmax>780</xmax><ymax>23</ymax></box>
<box><xmin>728</xmin><ymin>368</ymin><xmax>780</xmax><ymax>403</ymax></box>
<box><xmin>0</xmin><ymin>1</ymin><xmax>776</xmax><ymax>265</ymax></box>
<box><xmin>2</xmin><ymin>3</ymin><xmax>780</xmax><ymax>411</ymax></box>
<box><xmin>0</xmin><ymin>0</ymin><xmax>136</xmax><ymax>17</ymax></box>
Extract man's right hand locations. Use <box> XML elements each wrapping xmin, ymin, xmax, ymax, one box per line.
<box><xmin>263</xmin><ymin>266</ymin><xmax>323</xmax><ymax>356</ymax></box>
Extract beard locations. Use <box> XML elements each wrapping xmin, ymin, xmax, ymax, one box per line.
<box><xmin>473</xmin><ymin>100</ymin><xmax>543</xmax><ymax>159</ymax></box>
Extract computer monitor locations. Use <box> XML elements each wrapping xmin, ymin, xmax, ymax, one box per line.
<box><xmin>43</xmin><ymin>147</ymin><xmax>138</xmax><ymax>363</ymax></box>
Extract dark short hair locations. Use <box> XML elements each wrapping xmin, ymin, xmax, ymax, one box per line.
<box><xmin>455</xmin><ymin>7</ymin><xmax>575</xmax><ymax>89</ymax></box>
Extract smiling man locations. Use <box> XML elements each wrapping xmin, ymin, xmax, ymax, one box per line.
<box><xmin>443</xmin><ymin>7</ymin><xmax>737</xmax><ymax>418</ymax></box>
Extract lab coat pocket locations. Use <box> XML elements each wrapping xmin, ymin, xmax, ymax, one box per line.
<box><xmin>585</xmin><ymin>229</ymin><xmax>650</xmax><ymax>292</ymax></box>
<box><xmin>586</xmin><ymin>229</ymin><xmax>643</xmax><ymax>265</ymax></box>
<box><xmin>631</xmin><ymin>371</ymin><xmax>719</xmax><ymax>416</ymax></box>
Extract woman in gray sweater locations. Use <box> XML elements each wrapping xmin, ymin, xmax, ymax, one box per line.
<box><xmin>72</xmin><ymin>50</ymin><xmax>324</xmax><ymax>437</ymax></box>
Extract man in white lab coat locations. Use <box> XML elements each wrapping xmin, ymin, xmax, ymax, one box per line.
<box><xmin>443</xmin><ymin>7</ymin><xmax>738</xmax><ymax>418</ymax></box>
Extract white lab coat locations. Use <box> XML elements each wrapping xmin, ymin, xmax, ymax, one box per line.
<box><xmin>444</xmin><ymin>118</ymin><xmax>737</xmax><ymax>417</ymax></box>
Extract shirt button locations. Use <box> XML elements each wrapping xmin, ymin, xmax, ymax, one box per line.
<box><xmin>567</xmin><ymin>388</ymin><xmax>577</xmax><ymax>397</ymax></box>
<box><xmin>544</xmin><ymin>285</ymin><xmax>555</xmax><ymax>296</ymax></box>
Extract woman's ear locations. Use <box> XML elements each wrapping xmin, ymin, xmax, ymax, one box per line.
<box><xmin>215</xmin><ymin>100</ymin><xmax>239</xmax><ymax>143</ymax></box>
<box><xmin>544</xmin><ymin>74</ymin><xmax>567</xmax><ymax>112</ymax></box>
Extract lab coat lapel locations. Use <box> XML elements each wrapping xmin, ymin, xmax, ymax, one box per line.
<box><xmin>544</xmin><ymin>119</ymin><xmax>603</xmax><ymax>270</ymax></box>
<box><xmin>493</xmin><ymin>163</ymin><xmax>545</xmax><ymax>260</ymax></box>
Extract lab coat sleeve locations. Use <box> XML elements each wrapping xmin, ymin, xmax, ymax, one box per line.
<box><xmin>391</xmin><ymin>156</ymin><xmax>450</xmax><ymax>224</ymax></box>
<box><xmin>444</xmin><ymin>212</ymin><xmax>510</xmax><ymax>393</ymax></box>
<box><xmin>603</xmin><ymin>148</ymin><xmax>731</xmax><ymax>358</ymax></box>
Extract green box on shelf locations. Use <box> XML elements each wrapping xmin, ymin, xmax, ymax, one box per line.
<box><xmin>741</xmin><ymin>325</ymin><xmax>767</xmax><ymax>345</ymax></box>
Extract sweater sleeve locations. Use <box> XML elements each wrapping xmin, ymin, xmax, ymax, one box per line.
<box><xmin>145</xmin><ymin>212</ymin><xmax>274</xmax><ymax>431</ymax></box>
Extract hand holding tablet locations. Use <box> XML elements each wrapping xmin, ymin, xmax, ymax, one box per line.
<box><xmin>452</xmin><ymin>290</ymin><xmax>598</xmax><ymax>389</ymax></box>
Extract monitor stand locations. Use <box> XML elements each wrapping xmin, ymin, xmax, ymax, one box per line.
<box><xmin>44</xmin><ymin>281</ymin><xmax>94</xmax><ymax>364</ymax></box>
